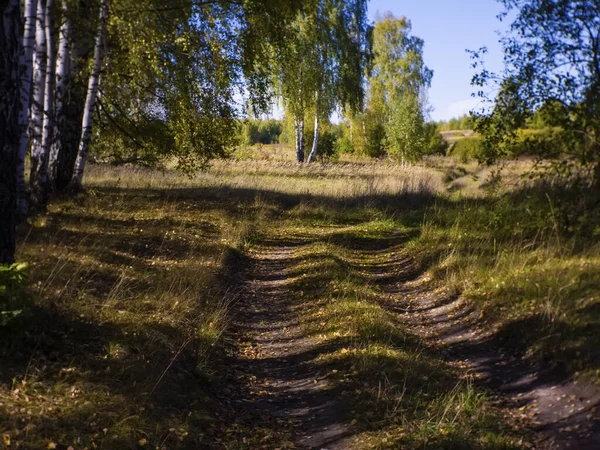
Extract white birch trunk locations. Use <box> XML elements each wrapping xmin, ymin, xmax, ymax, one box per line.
<box><xmin>29</xmin><ymin>0</ymin><xmax>46</xmax><ymax>190</ymax></box>
<box><xmin>49</xmin><ymin>0</ymin><xmax>70</xmax><ymax>189</ymax></box>
<box><xmin>307</xmin><ymin>113</ymin><xmax>319</xmax><ymax>164</ymax></box>
<box><xmin>16</xmin><ymin>0</ymin><xmax>37</xmax><ymax>216</ymax></box>
<box><xmin>33</xmin><ymin>0</ymin><xmax>56</xmax><ymax>204</ymax></box>
<box><xmin>71</xmin><ymin>0</ymin><xmax>108</xmax><ymax>188</ymax></box>
<box><xmin>294</xmin><ymin>119</ymin><xmax>300</xmax><ymax>162</ymax></box>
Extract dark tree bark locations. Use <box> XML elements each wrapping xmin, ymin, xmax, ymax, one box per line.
<box><xmin>32</xmin><ymin>0</ymin><xmax>56</xmax><ymax>206</ymax></box>
<box><xmin>0</xmin><ymin>0</ymin><xmax>22</xmax><ymax>264</ymax></box>
<box><xmin>49</xmin><ymin>0</ymin><xmax>82</xmax><ymax>192</ymax></box>
<box><xmin>295</xmin><ymin>117</ymin><xmax>305</xmax><ymax>163</ymax></box>
<box><xmin>16</xmin><ymin>0</ymin><xmax>37</xmax><ymax>217</ymax></box>
<box><xmin>52</xmin><ymin>71</ymin><xmax>85</xmax><ymax>191</ymax></box>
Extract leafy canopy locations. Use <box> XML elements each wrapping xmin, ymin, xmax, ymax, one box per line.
<box><xmin>472</xmin><ymin>0</ymin><xmax>600</xmax><ymax>183</ymax></box>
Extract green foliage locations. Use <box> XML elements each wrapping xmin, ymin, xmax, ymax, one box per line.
<box><xmin>450</xmin><ymin>136</ymin><xmax>483</xmax><ymax>162</ymax></box>
<box><xmin>370</xmin><ymin>14</ymin><xmax>433</xmax><ymax>103</ymax></box>
<box><xmin>240</xmin><ymin>119</ymin><xmax>283</xmax><ymax>146</ymax></box>
<box><xmin>315</xmin><ymin>129</ymin><xmax>338</xmax><ymax>162</ymax></box>
<box><xmin>471</xmin><ymin>1</ymin><xmax>600</xmax><ymax>185</ymax></box>
<box><xmin>275</xmin><ymin>0</ymin><xmax>370</xmax><ymax>131</ymax></box>
<box><xmin>351</xmin><ymin>14</ymin><xmax>433</xmax><ymax>161</ymax></box>
<box><xmin>386</xmin><ymin>94</ymin><xmax>427</xmax><ymax>163</ymax></box>
<box><xmin>423</xmin><ymin>122</ymin><xmax>449</xmax><ymax>156</ymax></box>
<box><xmin>0</xmin><ymin>263</ymin><xmax>29</xmax><ymax>325</ymax></box>
<box><xmin>334</xmin><ymin>136</ymin><xmax>355</xmax><ymax>154</ymax></box>
<box><xmin>91</xmin><ymin>0</ymin><xmax>304</xmax><ymax>171</ymax></box>
<box><xmin>346</xmin><ymin>110</ymin><xmax>387</xmax><ymax>158</ymax></box>
<box><xmin>305</xmin><ymin>126</ymin><xmax>340</xmax><ymax>162</ymax></box>
<box><xmin>503</xmin><ymin>127</ymin><xmax>563</xmax><ymax>157</ymax></box>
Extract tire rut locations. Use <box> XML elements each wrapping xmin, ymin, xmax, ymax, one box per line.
<box><xmin>226</xmin><ymin>239</ymin><xmax>351</xmax><ymax>449</ymax></box>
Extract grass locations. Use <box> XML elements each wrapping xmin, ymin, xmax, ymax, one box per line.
<box><xmin>2</xmin><ymin>146</ymin><xmax>599</xmax><ymax>448</ymax></box>
<box><xmin>406</xmin><ymin>184</ymin><xmax>600</xmax><ymax>381</ymax></box>
<box><xmin>3</xmin><ymin>173</ymin><xmax>265</xmax><ymax>449</ymax></box>
<box><xmin>259</xmin><ymin>211</ymin><xmax>524</xmax><ymax>449</ymax></box>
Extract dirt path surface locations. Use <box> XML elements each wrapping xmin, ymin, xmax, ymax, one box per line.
<box><xmin>392</xmin><ymin>277</ymin><xmax>600</xmax><ymax>450</ymax></box>
<box><xmin>217</xmin><ymin>231</ymin><xmax>599</xmax><ymax>449</ymax></box>
<box><xmin>225</xmin><ymin>238</ymin><xmax>351</xmax><ymax>449</ymax></box>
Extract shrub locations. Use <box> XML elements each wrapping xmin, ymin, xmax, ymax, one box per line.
<box><xmin>305</xmin><ymin>129</ymin><xmax>339</xmax><ymax>161</ymax></box>
<box><xmin>502</xmin><ymin>127</ymin><xmax>563</xmax><ymax>157</ymax></box>
<box><xmin>335</xmin><ymin>136</ymin><xmax>355</xmax><ymax>154</ymax></box>
<box><xmin>0</xmin><ymin>263</ymin><xmax>29</xmax><ymax>326</ymax></box>
<box><xmin>450</xmin><ymin>136</ymin><xmax>483</xmax><ymax>162</ymax></box>
<box><xmin>424</xmin><ymin>123</ymin><xmax>449</xmax><ymax>156</ymax></box>
<box><xmin>316</xmin><ymin>129</ymin><xmax>339</xmax><ymax>162</ymax></box>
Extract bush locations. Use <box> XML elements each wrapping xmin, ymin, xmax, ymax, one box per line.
<box><xmin>240</xmin><ymin>119</ymin><xmax>283</xmax><ymax>146</ymax></box>
<box><xmin>450</xmin><ymin>136</ymin><xmax>483</xmax><ymax>162</ymax></box>
<box><xmin>0</xmin><ymin>263</ymin><xmax>29</xmax><ymax>326</ymax></box>
<box><xmin>424</xmin><ymin>123</ymin><xmax>449</xmax><ymax>156</ymax></box>
<box><xmin>316</xmin><ymin>129</ymin><xmax>338</xmax><ymax>162</ymax></box>
<box><xmin>305</xmin><ymin>129</ymin><xmax>339</xmax><ymax>162</ymax></box>
<box><xmin>335</xmin><ymin>136</ymin><xmax>355</xmax><ymax>154</ymax></box>
<box><xmin>502</xmin><ymin>127</ymin><xmax>563</xmax><ymax>157</ymax></box>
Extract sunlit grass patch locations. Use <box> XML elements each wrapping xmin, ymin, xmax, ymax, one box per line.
<box><xmin>406</xmin><ymin>187</ymin><xmax>600</xmax><ymax>381</ymax></box>
<box><xmin>278</xmin><ymin>219</ymin><xmax>522</xmax><ymax>448</ymax></box>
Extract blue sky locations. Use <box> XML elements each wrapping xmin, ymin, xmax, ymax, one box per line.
<box><xmin>368</xmin><ymin>0</ymin><xmax>508</xmax><ymax>121</ymax></box>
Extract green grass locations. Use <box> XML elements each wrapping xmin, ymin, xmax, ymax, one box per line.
<box><xmin>3</xmin><ymin>178</ymin><xmax>266</xmax><ymax>449</ymax></box>
<box><xmin>260</xmin><ymin>212</ymin><xmax>523</xmax><ymax>448</ymax></box>
<box><xmin>3</xmin><ymin>154</ymin><xmax>599</xmax><ymax>448</ymax></box>
<box><xmin>405</xmin><ymin>184</ymin><xmax>600</xmax><ymax>380</ymax></box>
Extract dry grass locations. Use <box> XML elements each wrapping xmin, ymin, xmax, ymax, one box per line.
<box><xmin>89</xmin><ymin>158</ymin><xmax>446</xmax><ymax>199</ymax></box>
<box><xmin>2</xmin><ymin>149</ymin><xmax>597</xmax><ymax>448</ymax></box>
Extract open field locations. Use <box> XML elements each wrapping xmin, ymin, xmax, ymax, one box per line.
<box><xmin>2</xmin><ymin>153</ymin><xmax>599</xmax><ymax>449</ymax></box>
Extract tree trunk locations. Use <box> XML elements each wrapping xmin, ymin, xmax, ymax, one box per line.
<box><xmin>0</xmin><ymin>0</ymin><xmax>22</xmax><ymax>264</ymax></box>
<box><xmin>306</xmin><ymin>113</ymin><xmax>319</xmax><ymax>164</ymax></box>
<box><xmin>55</xmin><ymin>72</ymin><xmax>84</xmax><ymax>191</ymax></box>
<box><xmin>296</xmin><ymin>117</ymin><xmax>305</xmax><ymax>163</ymax></box>
<box><xmin>294</xmin><ymin>118</ymin><xmax>300</xmax><ymax>162</ymax></box>
<box><xmin>48</xmin><ymin>0</ymin><xmax>71</xmax><ymax>190</ymax></box>
<box><xmin>71</xmin><ymin>0</ymin><xmax>108</xmax><ymax>189</ymax></box>
<box><xmin>28</xmin><ymin>0</ymin><xmax>46</xmax><ymax>199</ymax></box>
<box><xmin>16</xmin><ymin>0</ymin><xmax>37</xmax><ymax>217</ymax></box>
<box><xmin>31</xmin><ymin>0</ymin><xmax>55</xmax><ymax>206</ymax></box>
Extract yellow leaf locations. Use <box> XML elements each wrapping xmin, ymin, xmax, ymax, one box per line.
<box><xmin>351</xmin><ymin>419</ymin><xmax>358</xmax><ymax>425</ymax></box>
<box><xmin>48</xmin><ymin>443</ymin><xmax>57</xmax><ymax>449</ymax></box>
<box><xmin>3</xmin><ymin>434</ymin><xmax>10</xmax><ymax>446</ymax></box>
<box><xmin>138</xmin><ymin>438</ymin><xmax>148</xmax><ymax>446</ymax></box>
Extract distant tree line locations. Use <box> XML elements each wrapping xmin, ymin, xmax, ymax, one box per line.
<box><xmin>436</xmin><ymin>114</ymin><xmax>476</xmax><ymax>132</ymax></box>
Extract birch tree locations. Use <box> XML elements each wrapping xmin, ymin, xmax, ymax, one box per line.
<box><xmin>0</xmin><ymin>0</ymin><xmax>22</xmax><ymax>264</ymax></box>
<box><xmin>365</xmin><ymin>14</ymin><xmax>433</xmax><ymax>161</ymax></box>
<box><xmin>87</xmin><ymin>0</ymin><xmax>302</xmax><ymax>173</ymax></box>
<box><xmin>31</xmin><ymin>0</ymin><xmax>56</xmax><ymax>204</ymax></box>
<box><xmin>48</xmin><ymin>0</ymin><xmax>77</xmax><ymax>191</ymax></box>
<box><xmin>28</xmin><ymin>0</ymin><xmax>46</xmax><ymax>196</ymax></box>
<box><xmin>276</xmin><ymin>0</ymin><xmax>369</xmax><ymax>164</ymax></box>
<box><xmin>16</xmin><ymin>0</ymin><xmax>37</xmax><ymax>216</ymax></box>
<box><xmin>70</xmin><ymin>0</ymin><xmax>107</xmax><ymax>189</ymax></box>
